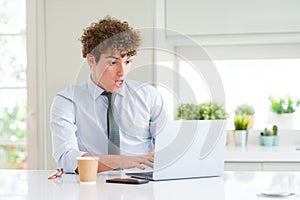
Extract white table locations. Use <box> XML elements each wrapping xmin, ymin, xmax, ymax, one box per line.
<box><xmin>0</xmin><ymin>170</ymin><xmax>299</xmax><ymax>200</ymax></box>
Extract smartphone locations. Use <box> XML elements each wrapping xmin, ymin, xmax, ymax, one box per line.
<box><xmin>106</xmin><ymin>178</ymin><xmax>149</xmax><ymax>185</ymax></box>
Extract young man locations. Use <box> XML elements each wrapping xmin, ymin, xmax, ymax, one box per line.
<box><xmin>50</xmin><ymin>16</ymin><xmax>167</xmax><ymax>173</ymax></box>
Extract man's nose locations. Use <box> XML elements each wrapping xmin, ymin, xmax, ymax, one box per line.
<box><xmin>117</xmin><ymin>63</ymin><xmax>125</xmax><ymax>75</ymax></box>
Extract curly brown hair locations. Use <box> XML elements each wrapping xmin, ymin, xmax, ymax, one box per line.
<box><xmin>80</xmin><ymin>16</ymin><xmax>141</xmax><ymax>62</ymax></box>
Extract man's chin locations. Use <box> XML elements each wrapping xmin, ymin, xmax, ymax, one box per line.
<box><xmin>113</xmin><ymin>87</ymin><xmax>123</xmax><ymax>94</ymax></box>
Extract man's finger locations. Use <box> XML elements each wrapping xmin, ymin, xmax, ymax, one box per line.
<box><xmin>143</xmin><ymin>160</ymin><xmax>154</xmax><ymax>168</ymax></box>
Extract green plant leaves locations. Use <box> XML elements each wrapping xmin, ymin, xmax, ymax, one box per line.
<box><xmin>0</xmin><ymin>103</ymin><xmax>26</xmax><ymax>139</ymax></box>
<box><xmin>269</xmin><ymin>96</ymin><xmax>300</xmax><ymax>114</ymax></box>
<box><xmin>177</xmin><ymin>102</ymin><xmax>228</xmax><ymax>120</ymax></box>
<box><xmin>234</xmin><ymin>104</ymin><xmax>255</xmax><ymax>116</ymax></box>
<box><xmin>234</xmin><ymin>115</ymin><xmax>251</xmax><ymax>130</ymax></box>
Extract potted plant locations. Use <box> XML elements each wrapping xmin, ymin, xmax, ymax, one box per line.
<box><xmin>176</xmin><ymin>102</ymin><xmax>228</xmax><ymax>149</ymax></box>
<box><xmin>177</xmin><ymin>102</ymin><xmax>228</xmax><ymax>148</ymax></box>
<box><xmin>259</xmin><ymin>125</ymin><xmax>279</xmax><ymax>146</ymax></box>
<box><xmin>234</xmin><ymin>104</ymin><xmax>255</xmax><ymax>129</ymax></box>
<box><xmin>269</xmin><ymin>96</ymin><xmax>300</xmax><ymax>129</ymax></box>
<box><xmin>233</xmin><ymin>114</ymin><xmax>251</xmax><ymax>147</ymax></box>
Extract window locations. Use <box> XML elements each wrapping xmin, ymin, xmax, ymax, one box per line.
<box><xmin>177</xmin><ymin>58</ymin><xmax>300</xmax><ymax>130</ymax></box>
<box><xmin>214</xmin><ymin>59</ymin><xmax>300</xmax><ymax>130</ymax></box>
<box><xmin>0</xmin><ymin>0</ymin><xmax>27</xmax><ymax>169</ymax></box>
<box><xmin>157</xmin><ymin>55</ymin><xmax>300</xmax><ymax>131</ymax></box>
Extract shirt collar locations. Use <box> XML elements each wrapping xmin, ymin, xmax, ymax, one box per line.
<box><xmin>87</xmin><ymin>77</ymin><xmax>125</xmax><ymax>100</ymax></box>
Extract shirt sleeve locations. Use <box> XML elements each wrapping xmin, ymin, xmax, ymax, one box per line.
<box><xmin>50</xmin><ymin>94</ymin><xmax>87</xmax><ymax>173</ymax></box>
<box><xmin>149</xmin><ymin>87</ymin><xmax>169</xmax><ymax>140</ymax></box>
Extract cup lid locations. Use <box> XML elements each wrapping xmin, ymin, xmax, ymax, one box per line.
<box><xmin>76</xmin><ymin>156</ymin><xmax>99</xmax><ymax>161</ymax></box>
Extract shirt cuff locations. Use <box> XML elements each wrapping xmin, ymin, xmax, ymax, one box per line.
<box><xmin>58</xmin><ymin>151</ymin><xmax>87</xmax><ymax>173</ymax></box>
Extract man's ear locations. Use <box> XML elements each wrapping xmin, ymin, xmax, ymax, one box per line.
<box><xmin>86</xmin><ymin>54</ymin><xmax>96</xmax><ymax>67</ymax></box>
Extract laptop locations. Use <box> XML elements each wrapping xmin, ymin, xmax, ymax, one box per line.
<box><xmin>126</xmin><ymin>120</ymin><xmax>227</xmax><ymax>181</ymax></box>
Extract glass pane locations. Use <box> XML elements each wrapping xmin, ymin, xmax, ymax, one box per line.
<box><xmin>0</xmin><ymin>35</ymin><xmax>26</xmax><ymax>87</ymax></box>
<box><xmin>0</xmin><ymin>0</ymin><xmax>26</xmax><ymax>34</ymax></box>
<box><xmin>0</xmin><ymin>89</ymin><xmax>26</xmax><ymax>169</ymax></box>
<box><xmin>179</xmin><ymin>61</ymin><xmax>211</xmax><ymax>104</ymax></box>
<box><xmin>0</xmin><ymin>89</ymin><xmax>26</xmax><ymax>139</ymax></box>
<box><xmin>0</xmin><ymin>145</ymin><xmax>27</xmax><ymax>169</ymax></box>
<box><xmin>214</xmin><ymin>59</ymin><xmax>300</xmax><ymax>129</ymax></box>
<box><xmin>177</xmin><ymin>58</ymin><xmax>300</xmax><ymax>130</ymax></box>
<box><xmin>0</xmin><ymin>0</ymin><xmax>27</xmax><ymax>170</ymax></box>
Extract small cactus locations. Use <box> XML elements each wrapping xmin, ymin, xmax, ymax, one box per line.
<box><xmin>261</xmin><ymin>125</ymin><xmax>278</xmax><ymax>136</ymax></box>
<box><xmin>272</xmin><ymin>125</ymin><xmax>278</xmax><ymax>136</ymax></box>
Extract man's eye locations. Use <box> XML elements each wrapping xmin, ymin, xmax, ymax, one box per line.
<box><xmin>126</xmin><ymin>60</ymin><xmax>132</xmax><ymax>64</ymax></box>
<box><xmin>109</xmin><ymin>61</ymin><xmax>117</xmax><ymax>65</ymax></box>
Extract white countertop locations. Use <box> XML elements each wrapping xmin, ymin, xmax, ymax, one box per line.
<box><xmin>225</xmin><ymin>145</ymin><xmax>300</xmax><ymax>162</ymax></box>
<box><xmin>1</xmin><ymin>170</ymin><xmax>300</xmax><ymax>200</ymax></box>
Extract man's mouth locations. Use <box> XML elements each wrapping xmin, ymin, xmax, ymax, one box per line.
<box><xmin>115</xmin><ymin>80</ymin><xmax>124</xmax><ymax>87</ymax></box>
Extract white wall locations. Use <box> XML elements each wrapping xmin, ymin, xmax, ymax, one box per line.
<box><xmin>166</xmin><ymin>0</ymin><xmax>300</xmax><ymax>36</ymax></box>
<box><xmin>163</xmin><ymin>0</ymin><xmax>300</xmax><ymax>58</ymax></box>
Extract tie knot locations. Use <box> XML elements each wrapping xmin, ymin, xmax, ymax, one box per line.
<box><xmin>101</xmin><ymin>91</ymin><xmax>112</xmax><ymax>97</ymax></box>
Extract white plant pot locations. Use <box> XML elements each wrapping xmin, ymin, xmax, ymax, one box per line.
<box><xmin>234</xmin><ymin>130</ymin><xmax>248</xmax><ymax>147</ymax></box>
<box><xmin>269</xmin><ymin>112</ymin><xmax>294</xmax><ymax>129</ymax></box>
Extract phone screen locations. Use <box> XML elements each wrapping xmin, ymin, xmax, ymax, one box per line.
<box><xmin>106</xmin><ymin>178</ymin><xmax>149</xmax><ymax>185</ymax></box>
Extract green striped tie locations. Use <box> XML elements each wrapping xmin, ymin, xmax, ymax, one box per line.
<box><xmin>102</xmin><ymin>91</ymin><xmax>120</xmax><ymax>155</ymax></box>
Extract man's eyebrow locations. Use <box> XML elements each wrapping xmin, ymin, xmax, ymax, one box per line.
<box><xmin>104</xmin><ymin>56</ymin><xmax>121</xmax><ymax>60</ymax></box>
<box><xmin>104</xmin><ymin>55</ymin><xmax>134</xmax><ymax>60</ymax></box>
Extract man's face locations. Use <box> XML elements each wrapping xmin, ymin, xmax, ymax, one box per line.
<box><xmin>89</xmin><ymin>51</ymin><xmax>133</xmax><ymax>93</ymax></box>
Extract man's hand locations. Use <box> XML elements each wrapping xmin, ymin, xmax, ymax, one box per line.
<box><xmin>82</xmin><ymin>151</ymin><xmax>154</xmax><ymax>173</ymax></box>
<box><xmin>119</xmin><ymin>151</ymin><xmax>154</xmax><ymax>170</ymax></box>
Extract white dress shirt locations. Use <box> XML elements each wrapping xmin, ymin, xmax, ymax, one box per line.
<box><xmin>50</xmin><ymin>78</ymin><xmax>168</xmax><ymax>173</ymax></box>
